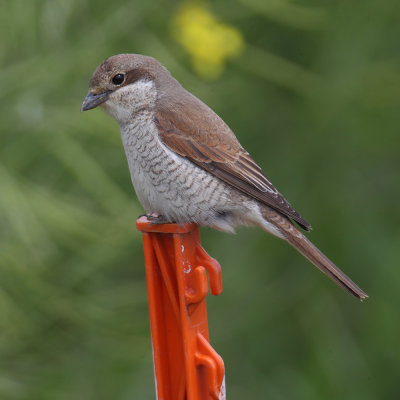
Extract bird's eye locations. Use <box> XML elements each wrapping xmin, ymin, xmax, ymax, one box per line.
<box><xmin>112</xmin><ymin>73</ymin><xmax>125</xmax><ymax>85</ymax></box>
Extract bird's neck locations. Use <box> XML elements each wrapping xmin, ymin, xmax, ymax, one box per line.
<box><xmin>102</xmin><ymin>80</ymin><xmax>158</xmax><ymax>126</ymax></box>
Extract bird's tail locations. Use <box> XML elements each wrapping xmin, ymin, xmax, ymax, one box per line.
<box><xmin>286</xmin><ymin>230</ymin><xmax>368</xmax><ymax>300</ymax></box>
<box><xmin>262</xmin><ymin>210</ymin><xmax>368</xmax><ymax>300</ymax></box>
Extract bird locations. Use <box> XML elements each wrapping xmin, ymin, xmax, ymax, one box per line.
<box><xmin>81</xmin><ymin>54</ymin><xmax>367</xmax><ymax>300</ymax></box>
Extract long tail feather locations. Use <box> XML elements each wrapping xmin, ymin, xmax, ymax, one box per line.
<box><xmin>286</xmin><ymin>231</ymin><xmax>368</xmax><ymax>300</ymax></box>
<box><xmin>262</xmin><ymin>209</ymin><xmax>368</xmax><ymax>300</ymax></box>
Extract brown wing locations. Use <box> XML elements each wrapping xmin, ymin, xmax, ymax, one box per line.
<box><xmin>155</xmin><ymin>91</ymin><xmax>311</xmax><ymax>231</ymax></box>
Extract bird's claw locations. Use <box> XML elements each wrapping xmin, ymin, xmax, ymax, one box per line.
<box><xmin>144</xmin><ymin>213</ymin><xmax>173</xmax><ymax>226</ymax></box>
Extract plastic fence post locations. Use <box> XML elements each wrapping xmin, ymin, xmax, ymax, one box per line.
<box><xmin>136</xmin><ymin>216</ymin><xmax>226</xmax><ymax>400</ymax></box>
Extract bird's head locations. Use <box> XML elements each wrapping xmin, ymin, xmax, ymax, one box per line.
<box><xmin>81</xmin><ymin>54</ymin><xmax>172</xmax><ymax>124</ymax></box>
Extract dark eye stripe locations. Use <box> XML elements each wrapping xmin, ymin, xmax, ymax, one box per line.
<box><xmin>124</xmin><ymin>68</ymin><xmax>155</xmax><ymax>85</ymax></box>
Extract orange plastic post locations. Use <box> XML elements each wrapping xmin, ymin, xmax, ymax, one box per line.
<box><xmin>136</xmin><ymin>216</ymin><xmax>226</xmax><ymax>400</ymax></box>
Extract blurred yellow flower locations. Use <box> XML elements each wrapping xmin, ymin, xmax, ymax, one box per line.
<box><xmin>172</xmin><ymin>3</ymin><xmax>244</xmax><ymax>79</ymax></box>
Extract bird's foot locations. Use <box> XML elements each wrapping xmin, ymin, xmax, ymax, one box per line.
<box><xmin>144</xmin><ymin>213</ymin><xmax>173</xmax><ymax>226</ymax></box>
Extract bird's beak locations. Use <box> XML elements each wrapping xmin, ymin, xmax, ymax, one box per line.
<box><xmin>81</xmin><ymin>91</ymin><xmax>111</xmax><ymax>111</ymax></box>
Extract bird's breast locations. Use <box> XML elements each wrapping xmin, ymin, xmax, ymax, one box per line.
<box><xmin>119</xmin><ymin>113</ymin><xmax>273</xmax><ymax>233</ymax></box>
<box><xmin>120</xmin><ymin>114</ymin><xmax>226</xmax><ymax>222</ymax></box>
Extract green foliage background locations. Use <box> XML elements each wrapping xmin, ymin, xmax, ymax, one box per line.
<box><xmin>1</xmin><ymin>0</ymin><xmax>399</xmax><ymax>399</ymax></box>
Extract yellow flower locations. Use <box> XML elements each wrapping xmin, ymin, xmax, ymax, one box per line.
<box><xmin>172</xmin><ymin>3</ymin><xmax>244</xmax><ymax>79</ymax></box>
